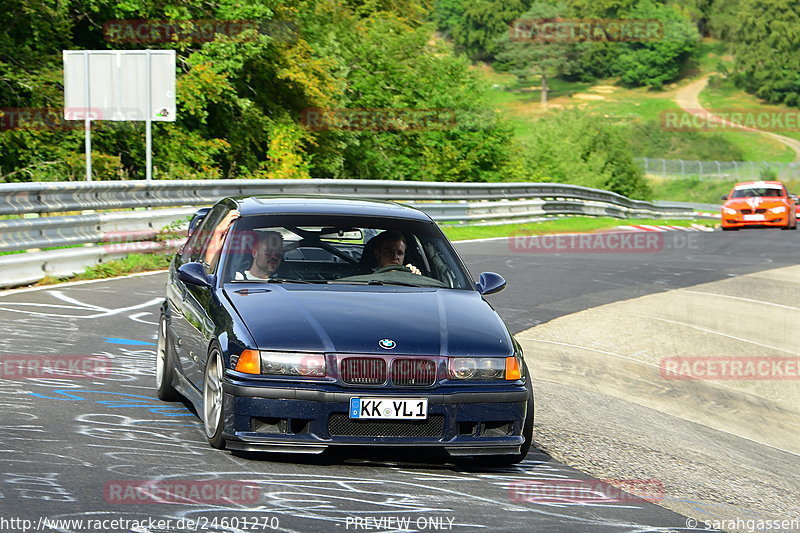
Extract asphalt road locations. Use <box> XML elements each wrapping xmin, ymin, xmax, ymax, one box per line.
<box><xmin>2</xmin><ymin>228</ymin><xmax>797</xmax><ymax>533</ymax></box>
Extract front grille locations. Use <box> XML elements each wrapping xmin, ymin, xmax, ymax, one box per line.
<box><xmin>328</xmin><ymin>414</ymin><xmax>445</xmax><ymax>437</ymax></box>
<box><xmin>340</xmin><ymin>357</ymin><xmax>386</xmax><ymax>385</ymax></box>
<box><xmin>392</xmin><ymin>358</ymin><xmax>437</xmax><ymax>386</ymax></box>
<box><xmin>740</xmin><ymin>209</ymin><xmax>767</xmax><ymax>214</ymax></box>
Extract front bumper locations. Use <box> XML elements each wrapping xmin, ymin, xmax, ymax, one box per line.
<box><xmin>722</xmin><ymin>214</ymin><xmax>789</xmax><ymax>227</ymax></box>
<box><xmin>220</xmin><ymin>380</ymin><xmax>530</xmax><ymax>456</ymax></box>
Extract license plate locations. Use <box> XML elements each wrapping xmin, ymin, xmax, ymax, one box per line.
<box><xmin>349</xmin><ymin>398</ymin><xmax>428</xmax><ymax>419</ymax></box>
<box><xmin>743</xmin><ymin>214</ymin><xmax>765</xmax><ymax>221</ymax></box>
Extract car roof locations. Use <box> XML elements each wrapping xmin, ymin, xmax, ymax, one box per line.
<box><xmin>228</xmin><ymin>195</ymin><xmax>433</xmax><ymax>221</ymax></box>
<box><xmin>733</xmin><ymin>181</ymin><xmax>785</xmax><ymax>189</ymax></box>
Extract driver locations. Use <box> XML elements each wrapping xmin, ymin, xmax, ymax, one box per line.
<box><xmin>235</xmin><ymin>231</ymin><xmax>285</xmax><ymax>280</ymax></box>
<box><xmin>371</xmin><ymin>231</ymin><xmax>421</xmax><ymax>275</ymax></box>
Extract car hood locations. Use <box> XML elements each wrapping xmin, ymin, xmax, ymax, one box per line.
<box><xmin>724</xmin><ymin>197</ymin><xmax>789</xmax><ymax>209</ymax></box>
<box><xmin>224</xmin><ymin>284</ymin><xmax>513</xmax><ymax>357</ymax></box>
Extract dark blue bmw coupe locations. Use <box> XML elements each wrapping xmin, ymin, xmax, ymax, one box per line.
<box><xmin>156</xmin><ymin>196</ymin><xmax>533</xmax><ymax>463</ymax></box>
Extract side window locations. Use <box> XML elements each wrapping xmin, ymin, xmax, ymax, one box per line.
<box><xmin>183</xmin><ymin>205</ymin><xmax>229</xmax><ymax>266</ymax></box>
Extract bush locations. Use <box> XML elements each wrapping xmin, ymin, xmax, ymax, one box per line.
<box><xmin>627</xmin><ymin>120</ymin><xmax>745</xmax><ymax>161</ymax></box>
<box><xmin>614</xmin><ymin>2</ymin><xmax>700</xmax><ymax>89</ymax></box>
<box><xmin>515</xmin><ymin>111</ymin><xmax>652</xmax><ymax>200</ymax></box>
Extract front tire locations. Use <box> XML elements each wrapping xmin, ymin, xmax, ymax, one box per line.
<box><xmin>203</xmin><ymin>347</ymin><xmax>226</xmax><ymax>449</ymax></box>
<box><xmin>156</xmin><ymin>315</ymin><xmax>180</xmax><ymax>401</ymax></box>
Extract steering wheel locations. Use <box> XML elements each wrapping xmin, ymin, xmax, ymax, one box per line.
<box><xmin>374</xmin><ymin>265</ymin><xmax>410</xmax><ymax>274</ymax></box>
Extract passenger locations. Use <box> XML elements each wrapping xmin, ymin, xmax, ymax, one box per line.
<box><xmin>235</xmin><ymin>231</ymin><xmax>285</xmax><ymax>280</ymax></box>
<box><xmin>371</xmin><ymin>230</ymin><xmax>421</xmax><ymax>275</ymax></box>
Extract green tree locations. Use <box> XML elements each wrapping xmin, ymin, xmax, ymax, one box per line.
<box><xmin>444</xmin><ymin>0</ymin><xmax>531</xmax><ymax>59</ymax></box>
<box><xmin>308</xmin><ymin>10</ymin><xmax>516</xmax><ymax>181</ymax></box>
<box><xmin>614</xmin><ymin>1</ymin><xmax>700</xmax><ymax>89</ymax></box>
<box><xmin>518</xmin><ymin>111</ymin><xmax>651</xmax><ymax>199</ymax></box>
<box><xmin>729</xmin><ymin>0</ymin><xmax>800</xmax><ymax>106</ymax></box>
<box><xmin>494</xmin><ymin>2</ymin><xmax>580</xmax><ymax>105</ymax></box>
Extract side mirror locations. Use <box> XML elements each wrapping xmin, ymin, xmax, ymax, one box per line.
<box><xmin>720</xmin><ymin>195</ymin><xmax>728</xmax><ymax>201</ymax></box>
<box><xmin>476</xmin><ymin>272</ymin><xmax>507</xmax><ymax>295</ymax></box>
<box><xmin>188</xmin><ymin>207</ymin><xmax>212</xmax><ymax>237</ymax></box>
<box><xmin>178</xmin><ymin>262</ymin><xmax>213</xmax><ymax>288</ymax></box>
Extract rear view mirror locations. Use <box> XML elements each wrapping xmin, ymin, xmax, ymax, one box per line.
<box><xmin>476</xmin><ymin>272</ymin><xmax>507</xmax><ymax>295</ymax></box>
<box><xmin>178</xmin><ymin>262</ymin><xmax>213</xmax><ymax>288</ymax></box>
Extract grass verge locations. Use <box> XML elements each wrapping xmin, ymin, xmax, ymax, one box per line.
<box><xmin>441</xmin><ymin>217</ymin><xmax>715</xmax><ymax>241</ymax></box>
<box><xmin>35</xmin><ymin>253</ymin><xmax>173</xmax><ymax>286</ymax></box>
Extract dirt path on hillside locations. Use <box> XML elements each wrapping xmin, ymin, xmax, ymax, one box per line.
<box><xmin>675</xmin><ymin>77</ymin><xmax>800</xmax><ymax>161</ymax></box>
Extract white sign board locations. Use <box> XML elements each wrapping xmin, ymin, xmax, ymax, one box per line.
<box><xmin>63</xmin><ymin>50</ymin><xmax>176</xmax><ymax>121</ymax></box>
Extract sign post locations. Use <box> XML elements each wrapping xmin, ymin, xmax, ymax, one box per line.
<box><xmin>63</xmin><ymin>50</ymin><xmax>176</xmax><ymax>181</ymax></box>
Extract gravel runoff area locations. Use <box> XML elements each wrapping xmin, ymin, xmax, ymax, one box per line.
<box><xmin>516</xmin><ymin>265</ymin><xmax>800</xmax><ymax>533</ymax></box>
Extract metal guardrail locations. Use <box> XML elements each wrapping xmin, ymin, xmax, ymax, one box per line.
<box><xmin>0</xmin><ymin>179</ymin><xmax>692</xmax><ymax>215</ymax></box>
<box><xmin>0</xmin><ymin>179</ymin><xmax>702</xmax><ymax>289</ymax></box>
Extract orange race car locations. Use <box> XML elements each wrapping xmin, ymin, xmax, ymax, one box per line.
<box><xmin>721</xmin><ymin>181</ymin><xmax>798</xmax><ymax>231</ymax></box>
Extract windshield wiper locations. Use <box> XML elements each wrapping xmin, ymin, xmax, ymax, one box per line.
<box><xmin>326</xmin><ymin>279</ymin><xmax>429</xmax><ymax>288</ymax></box>
<box><xmin>229</xmin><ymin>278</ymin><xmax>323</xmax><ymax>284</ymax></box>
<box><xmin>368</xmin><ymin>280</ymin><xmax>425</xmax><ymax>287</ymax></box>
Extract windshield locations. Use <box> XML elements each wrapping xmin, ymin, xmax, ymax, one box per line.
<box><xmin>731</xmin><ymin>187</ymin><xmax>784</xmax><ymax>198</ymax></box>
<box><xmin>220</xmin><ymin>214</ymin><xmax>473</xmax><ymax>289</ymax></box>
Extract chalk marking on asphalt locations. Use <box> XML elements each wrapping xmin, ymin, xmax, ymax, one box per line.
<box><xmin>0</xmin><ymin>297</ymin><xmax>162</xmax><ymax>319</ymax></box>
<box><xmin>680</xmin><ymin>290</ymin><xmax>800</xmax><ymax>312</ymax></box>
<box><xmin>621</xmin><ymin>312</ymin><xmax>800</xmax><ymax>356</ymax></box>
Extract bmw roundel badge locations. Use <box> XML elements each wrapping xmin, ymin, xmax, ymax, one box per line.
<box><xmin>379</xmin><ymin>339</ymin><xmax>396</xmax><ymax>349</ymax></box>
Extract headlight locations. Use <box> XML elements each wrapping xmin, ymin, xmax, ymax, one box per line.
<box><xmin>723</xmin><ymin>208</ymin><xmax>738</xmax><ymax>215</ymax></box>
<box><xmin>769</xmin><ymin>206</ymin><xmax>787</xmax><ymax>214</ymax></box>
<box><xmin>235</xmin><ymin>351</ymin><xmax>326</xmax><ymax>377</ymax></box>
<box><xmin>262</xmin><ymin>352</ymin><xmax>326</xmax><ymax>376</ymax></box>
<box><xmin>448</xmin><ymin>357</ymin><xmax>522</xmax><ymax>380</ymax></box>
